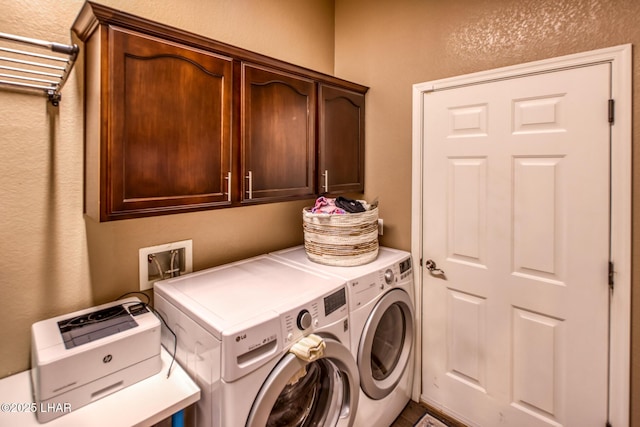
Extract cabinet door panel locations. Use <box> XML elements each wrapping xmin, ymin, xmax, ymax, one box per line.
<box><xmin>108</xmin><ymin>27</ymin><xmax>233</xmax><ymax>219</ymax></box>
<box><xmin>242</xmin><ymin>64</ymin><xmax>315</xmax><ymax>202</ymax></box>
<box><xmin>319</xmin><ymin>85</ymin><xmax>365</xmax><ymax>194</ymax></box>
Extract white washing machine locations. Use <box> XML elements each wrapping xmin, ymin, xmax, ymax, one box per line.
<box><xmin>270</xmin><ymin>246</ymin><xmax>415</xmax><ymax>427</ymax></box>
<box><xmin>153</xmin><ymin>255</ymin><xmax>359</xmax><ymax>427</ymax></box>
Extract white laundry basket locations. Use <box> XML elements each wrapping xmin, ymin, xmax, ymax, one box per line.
<box><xmin>302</xmin><ymin>206</ymin><xmax>379</xmax><ymax>266</ymax></box>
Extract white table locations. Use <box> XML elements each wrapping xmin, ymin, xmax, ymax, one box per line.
<box><xmin>0</xmin><ymin>348</ymin><xmax>199</xmax><ymax>427</ymax></box>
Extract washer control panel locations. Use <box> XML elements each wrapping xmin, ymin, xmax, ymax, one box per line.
<box><xmin>296</xmin><ymin>310</ymin><xmax>312</xmax><ymax>330</ymax></box>
<box><xmin>282</xmin><ymin>286</ymin><xmax>348</xmax><ymax>344</ymax></box>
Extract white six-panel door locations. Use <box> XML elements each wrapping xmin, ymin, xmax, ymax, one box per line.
<box><xmin>417</xmin><ymin>63</ymin><xmax>612</xmax><ymax>427</ymax></box>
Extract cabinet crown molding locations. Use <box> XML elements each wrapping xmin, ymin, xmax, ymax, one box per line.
<box><xmin>71</xmin><ymin>1</ymin><xmax>369</xmax><ymax>93</ymax></box>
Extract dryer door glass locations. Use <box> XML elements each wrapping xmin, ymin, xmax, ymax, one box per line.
<box><xmin>358</xmin><ymin>288</ymin><xmax>414</xmax><ymax>400</ymax></box>
<box><xmin>371</xmin><ymin>303</ymin><xmax>405</xmax><ymax>380</ymax></box>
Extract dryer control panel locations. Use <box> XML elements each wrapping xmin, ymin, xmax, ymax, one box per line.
<box><xmin>399</xmin><ymin>256</ymin><xmax>412</xmax><ymax>279</ymax></box>
<box><xmin>349</xmin><ymin>255</ymin><xmax>413</xmax><ymax>311</ymax></box>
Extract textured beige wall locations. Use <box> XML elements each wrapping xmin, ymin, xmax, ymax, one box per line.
<box><xmin>0</xmin><ymin>0</ymin><xmax>335</xmax><ymax>378</ymax></box>
<box><xmin>334</xmin><ymin>0</ymin><xmax>640</xmax><ymax>424</ymax></box>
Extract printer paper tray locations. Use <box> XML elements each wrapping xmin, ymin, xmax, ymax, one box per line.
<box><xmin>35</xmin><ymin>354</ymin><xmax>161</xmax><ymax>423</ymax></box>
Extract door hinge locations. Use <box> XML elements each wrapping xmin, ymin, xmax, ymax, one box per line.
<box><xmin>608</xmin><ymin>261</ymin><xmax>615</xmax><ymax>290</ymax></box>
<box><xmin>608</xmin><ymin>99</ymin><xmax>615</xmax><ymax>124</ymax></box>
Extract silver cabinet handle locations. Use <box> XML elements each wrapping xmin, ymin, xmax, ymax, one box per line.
<box><xmin>322</xmin><ymin>169</ymin><xmax>329</xmax><ymax>193</ymax></box>
<box><xmin>425</xmin><ymin>259</ymin><xmax>445</xmax><ymax>275</ymax></box>
<box><xmin>245</xmin><ymin>170</ymin><xmax>253</xmax><ymax>199</ymax></box>
<box><xmin>224</xmin><ymin>172</ymin><xmax>231</xmax><ymax>202</ymax></box>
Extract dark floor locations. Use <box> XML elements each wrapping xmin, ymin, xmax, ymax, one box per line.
<box><xmin>390</xmin><ymin>400</ymin><xmax>467</xmax><ymax>427</ymax></box>
<box><xmin>390</xmin><ymin>400</ymin><xmax>429</xmax><ymax>426</ymax></box>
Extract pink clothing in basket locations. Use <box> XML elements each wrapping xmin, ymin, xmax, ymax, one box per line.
<box><xmin>311</xmin><ymin>197</ymin><xmax>346</xmax><ymax>214</ymax></box>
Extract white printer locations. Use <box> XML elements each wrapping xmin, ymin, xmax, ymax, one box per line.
<box><xmin>30</xmin><ymin>297</ymin><xmax>161</xmax><ymax>423</ymax></box>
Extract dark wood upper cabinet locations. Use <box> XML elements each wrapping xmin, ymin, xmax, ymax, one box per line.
<box><xmin>319</xmin><ymin>84</ymin><xmax>365</xmax><ymax>194</ymax></box>
<box><xmin>72</xmin><ymin>2</ymin><xmax>368</xmax><ymax>221</ymax></box>
<box><xmin>104</xmin><ymin>28</ymin><xmax>233</xmax><ymax>220</ymax></box>
<box><xmin>242</xmin><ymin>64</ymin><xmax>316</xmax><ymax>203</ymax></box>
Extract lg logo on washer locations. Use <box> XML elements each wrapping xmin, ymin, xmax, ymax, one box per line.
<box><xmin>235</xmin><ymin>334</ymin><xmax>247</xmax><ymax>342</ymax></box>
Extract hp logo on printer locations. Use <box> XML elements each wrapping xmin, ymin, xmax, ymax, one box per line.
<box><xmin>103</xmin><ymin>354</ymin><xmax>113</xmax><ymax>363</ymax></box>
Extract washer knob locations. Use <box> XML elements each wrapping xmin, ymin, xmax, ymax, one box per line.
<box><xmin>384</xmin><ymin>269</ymin><xmax>395</xmax><ymax>285</ymax></box>
<box><xmin>297</xmin><ymin>310</ymin><xmax>312</xmax><ymax>330</ymax></box>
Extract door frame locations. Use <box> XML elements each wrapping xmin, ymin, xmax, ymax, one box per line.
<box><xmin>410</xmin><ymin>44</ymin><xmax>631</xmax><ymax>426</ymax></box>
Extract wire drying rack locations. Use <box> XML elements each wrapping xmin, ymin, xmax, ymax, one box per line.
<box><xmin>0</xmin><ymin>32</ymin><xmax>79</xmax><ymax>106</ymax></box>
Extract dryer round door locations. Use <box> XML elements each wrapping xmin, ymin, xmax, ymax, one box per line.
<box><xmin>246</xmin><ymin>337</ymin><xmax>359</xmax><ymax>427</ymax></box>
<box><xmin>358</xmin><ymin>288</ymin><xmax>414</xmax><ymax>400</ymax></box>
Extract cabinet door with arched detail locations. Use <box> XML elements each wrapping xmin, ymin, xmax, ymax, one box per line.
<box><xmin>241</xmin><ymin>63</ymin><xmax>316</xmax><ymax>204</ymax></box>
<box><xmin>318</xmin><ymin>84</ymin><xmax>366</xmax><ymax>195</ymax></box>
<box><xmin>94</xmin><ymin>27</ymin><xmax>234</xmax><ymax>221</ymax></box>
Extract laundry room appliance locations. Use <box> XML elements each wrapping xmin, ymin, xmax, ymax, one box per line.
<box><xmin>153</xmin><ymin>255</ymin><xmax>359</xmax><ymax>427</ymax></box>
<box><xmin>270</xmin><ymin>246</ymin><xmax>415</xmax><ymax>427</ymax></box>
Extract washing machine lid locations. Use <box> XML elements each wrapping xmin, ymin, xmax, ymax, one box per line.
<box><xmin>270</xmin><ymin>245</ymin><xmax>410</xmax><ymax>280</ymax></box>
<box><xmin>153</xmin><ymin>255</ymin><xmax>346</xmax><ymax>339</ymax></box>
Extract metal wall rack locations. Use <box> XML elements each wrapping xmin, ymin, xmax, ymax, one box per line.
<box><xmin>0</xmin><ymin>32</ymin><xmax>79</xmax><ymax>106</ymax></box>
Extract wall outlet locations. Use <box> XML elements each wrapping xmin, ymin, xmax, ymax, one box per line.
<box><xmin>378</xmin><ymin>218</ymin><xmax>384</xmax><ymax>235</ymax></box>
<box><xmin>139</xmin><ymin>239</ymin><xmax>193</xmax><ymax>291</ymax></box>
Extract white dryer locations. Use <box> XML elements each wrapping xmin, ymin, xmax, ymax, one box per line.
<box><xmin>153</xmin><ymin>255</ymin><xmax>359</xmax><ymax>427</ymax></box>
<box><xmin>270</xmin><ymin>246</ymin><xmax>415</xmax><ymax>427</ymax></box>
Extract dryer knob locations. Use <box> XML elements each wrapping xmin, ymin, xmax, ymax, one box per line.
<box><xmin>384</xmin><ymin>269</ymin><xmax>395</xmax><ymax>284</ymax></box>
<box><xmin>297</xmin><ymin>310</ymin><xmax>312</xmax><ymax>330</ymax></box>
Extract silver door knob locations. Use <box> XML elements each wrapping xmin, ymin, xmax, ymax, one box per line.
<box><xmin>425</xmin><ymin>259</ymin><xmax>445</xmax><ymax>275</ymax></box>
